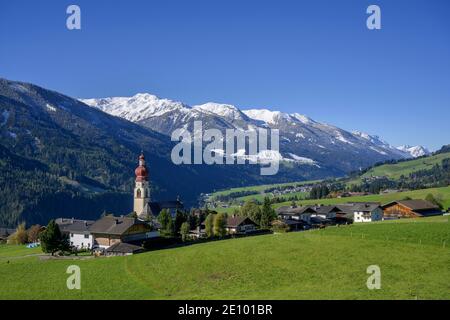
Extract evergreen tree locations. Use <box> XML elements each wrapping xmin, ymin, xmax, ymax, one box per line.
<box><xmin>260</xmin><ymin>197</ymin><xmax>276</xmax><ymax>229</ymax></box>
<box><xmin>174</xmin><ymin>210</ymin><xmax>187</xmax><ymax>234</ymax></box>
<box><xmin>40</xmin><ymin>220</ymin><xmax>69</xmax><ymax>255</ymax></box>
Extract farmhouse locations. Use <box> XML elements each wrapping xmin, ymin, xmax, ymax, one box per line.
<box><xmin>89</xmin><ymin>215</ymin><xmax>154</xmax><ymax>249</ymax></box>
<box><xmin>338</xmin><ymin>203</ymin><xmax>383</xmax><ymax>223</ymax></box>
<box><xmin>276</xmin><ymin>202</ymin><xmax>384</xmax><ymax>226</ymax></box>
<box><xmin>310</xmin><ymin>205</ymin><xmax>342</xmax><ymax>219</ymax></box>
<box><xmin>192</xmin><ymin>215</ymin><xmax>259</xmax><ymax>238</ymax></box>
<box><xmin>382</xmin><ymin>199</ymin><xmax>442</xmax><ymax>219</ymax></box>
<box><xmin>225</xmin><ymin>216</ymin><xmax>258</xmax><ymax>235</ymax></box>
<box><xmin>55</xmin><ymin>218</ymin><xmax>95</xmax><ymax>249</ymax></box>
<box><xmin>277</xmin><ymin>206</ymin><xmax>316</xmax><ymax>221</ymax></box>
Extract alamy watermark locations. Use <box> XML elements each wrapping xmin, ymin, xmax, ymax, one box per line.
<box><xmin>367</xmin><ymin>5</ymin><xmax>381</xmax><ymax>30</ymax></box>
<box><xmin>66</xmin><ymin>265</ymin><xmax>81</xmax><ymax>290</ymax></box>
<box><xmin>66</xmin><ymin>5</ymin><xmax>81</xmax><ymax>30</ymax></box>
<box><xmin>170</xmin><ymin>121</ymin><xmax>280</xmax><ymax>176</ymax></box>
<box><xmin>366</xmin><ymin>265</ymin><xmax>381</xmax><ymax>290</ymax></box>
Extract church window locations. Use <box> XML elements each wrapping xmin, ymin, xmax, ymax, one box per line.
<box><xmin>136</xmin><ymin>189</ymin><xmax>141</xmax><ymax>198</ymax></box>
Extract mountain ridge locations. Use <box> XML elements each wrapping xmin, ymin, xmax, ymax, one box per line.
<box><xmin>81</xmin><ymin>93</ymin><xmax>428</xmax><ymax>166</ymax></box>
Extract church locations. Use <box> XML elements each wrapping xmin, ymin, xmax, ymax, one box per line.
<box><xmin>133</xmin><ymin>153</ymin><xmax>184</xmax><ymax>220</ymax></box>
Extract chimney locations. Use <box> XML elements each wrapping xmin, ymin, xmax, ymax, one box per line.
<box><xmin>115</xmin><ymin>219</ymin><xmax>119</xmax><ymax>225</ymax></box>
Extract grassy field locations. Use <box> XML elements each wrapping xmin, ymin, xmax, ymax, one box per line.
<box><xmin>346</xmin><ymin>152</ymin><xmax>450</xmax><ymax>185</ymax></box>
<box><xmin>1</xmin><ymin>216</ymin><xmax>449</xmax><ymax>300</ymax></box>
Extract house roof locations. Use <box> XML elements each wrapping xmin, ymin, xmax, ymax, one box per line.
<box><xmin>311</xmin><ymin>205</ymin><xmax>342</xmax><ymax>214</ymax></box>
<box><xmin>276</xmin><ymin>206</ymin><xmax>316</xmax><ymax>215</ymax></box>
<box><xmin>55</xmin><ymin>218</ymin><xmax>95</xmax><ymax>234</ymax></box>
<box><xmin>338</xmin><ymin>203</ymin><xmax>381</xmax><ymax>214</ymax></box>
<box><xmin>382</xmin><ymin>199</ymin><xmax>439</xmax><ymax>211</ymax></box>
<box><xmin>226</xmin><ymin>216</ymin><xmax>258</xmax><ymax>228</ymax></box>
<box><xmin>89</xmin><ymin>216</ymin><xmax>148</xmax><ymax>236</ymax></box>
<box><xmin>105</xmin><ymin>242</ymin><xmax>144</xmax><ymax>254</ymax></box>
<box><xmin>147</xmin><ymin>200</ymin><xmax>184</xmax><ymax>216</ymax></box>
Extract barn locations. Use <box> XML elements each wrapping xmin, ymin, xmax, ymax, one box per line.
<box><xmin>381</xmin><ymin>199</ymin><xmax>442</xmax><ymax>219</ymax></box>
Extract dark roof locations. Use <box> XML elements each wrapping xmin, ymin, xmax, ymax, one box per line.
<box><xmin>276</xmin><ymin>206</ymin><xmax>316</xmax><ymax>215</ymax></box>
<box><xmin>226</xmin><ymin>216</ymin><xmax>258</xmax><ymax>228</ymax></box>
<box><xmin>148</xmin><ymin>200</ymin><xmax>184</xmax><ymax>216</ymax></box>
<box><xmin>337</xmin><ymin>203</ymin><xmax>381</xmax><ymax>214</ymax></box>
<box><xmin>55</xmin><ymin>218</ymin><xmax>95</xmax><ymax>234</ymax></box>
<box><xmin>89</xmin><ymin>216</ymin><xmax>148</xmax><ymax>236</ymax></box>
<box><xmin>382</xmin><ymin>199</ymin><xmax>439</xmax><ymax>211</ymax></box>
<box><xmin>311</xmin><ymin>205</ymin><xmax>342</xmax><ymax>214</ymax></box>
<box><xmin>0</xmin><ymin>228</ymin><xmax>16</xmax><ymax>238</ymax></box>
<box><xmin>105</xmin><ymin>242</ymin><xmax>144</xmax><ymax>254</ymax></box>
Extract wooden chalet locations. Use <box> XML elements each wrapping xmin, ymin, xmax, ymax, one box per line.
<box><xmin>381</xmin><ymin>199</ymin><xmax>442</xmax><ymax>219</ymax></box>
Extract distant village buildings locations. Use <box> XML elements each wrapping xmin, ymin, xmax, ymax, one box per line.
<box><xmin>276</xmin><ymin>199</ymin><xmax>442</xmax><ymax>228</ymax></box>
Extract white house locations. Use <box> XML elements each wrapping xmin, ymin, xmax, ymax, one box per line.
<box><xmin>345</xmin><ymin>203</ymin><xmax>383</xmax><ymax>223</ymax></box>
<box><xmin>55</xmin><ymin>218</ymin><xmax>95</xmax><ymax>250</ymax></box>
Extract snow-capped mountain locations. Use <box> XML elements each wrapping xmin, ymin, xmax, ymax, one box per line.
<box><xmin>81</xmin><ymin>93</ymin><xmax>428</xmax><ymax>173</ymax></box>
<box><xmin>396</xmin><ymin>145</ymin><xmax>430</xmax><ymax>158</ymax></box>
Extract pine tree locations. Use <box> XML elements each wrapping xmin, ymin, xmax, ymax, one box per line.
<box><xmin>260</xmin><ymin>197</ymin><xmax>276</xmax><ymax>229</ymax></box>
<box><xmin>174</xmin><ymin>210</ymin><xmax>187</xmax><ymax>235</ymax></box>
<box><xmin>40</xmin><ymin>220</ymin><xmax>69</xmax><ymax>255</ymax></box>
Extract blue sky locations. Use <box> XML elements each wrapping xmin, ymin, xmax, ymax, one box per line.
<box><xmin>1</xmin><ymin>0</ymin><xmax>449</xmax><ymax>150</ymax></box>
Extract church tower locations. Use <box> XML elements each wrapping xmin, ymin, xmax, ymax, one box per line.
<box><xmin>133</xmin><ymin>152</ymin><xmax>151</xmax><ymax>218</ymax></box>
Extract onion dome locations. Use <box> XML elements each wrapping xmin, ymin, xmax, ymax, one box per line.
<box><xmin>135</xmin><ymin>153</ymin><xmax>149</xmax><ymax>182</ymax></box>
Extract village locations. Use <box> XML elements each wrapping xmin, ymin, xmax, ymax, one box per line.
<box><xmin>0</xmin><ymin>153</ymin><xmax>447</xmax><ymax>257</ymax></box>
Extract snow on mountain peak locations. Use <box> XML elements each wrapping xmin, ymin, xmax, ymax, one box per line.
<box><xmin>396</xmin><ymin>145</ymin><xmax>430</xmax><ymax>158</ymax></box>
<box><xmin>243</xmin><ymin>109</ymin><xmax>291</xmax><ymax>124</ymax></box>
<box><xmin>80</xmin><ymin>94</ymin><xmax>189</xmax><ymax>122</ymax></box>
<box><xmin>192</xmin><ymin>102</ymin><xmax>246</xmax><ymax>120</ymax></box>
<box><xmin>81</xmin><ymin>92</ymin><xmax>429</xmax><ymax>163</ymax></box>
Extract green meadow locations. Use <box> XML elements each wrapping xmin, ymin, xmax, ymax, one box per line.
<box><xmin>346</xmin><ymin>152</ymin><xmax>450</xmax><ymax>185</ymax></box>
<box><xmin>1</xmin><ymin>216</ymin><xmax>449</xmax><ymax>300</ymax></box>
